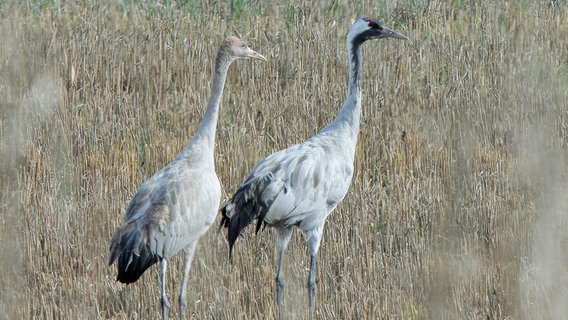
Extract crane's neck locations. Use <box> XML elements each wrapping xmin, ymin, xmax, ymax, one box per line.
<box><xmin>321</xmin><ymin>39</ymin><xmax>362</xmax><ymax>140</ymax></box>
<box><xmin>178</xmin><ymin>54</ymin><xmax>232</xmax><ymax>164</ymax></box>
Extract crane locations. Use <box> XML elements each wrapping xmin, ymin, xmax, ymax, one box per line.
<box><xmin>220</xmin><ymin>17</ymin><xmax>407</xmax><ymax>318</ymax></box>
<box><xmin>107</xmin><ymin>36</ymin><xmax>266</xmax><ymax>320</ymax></box>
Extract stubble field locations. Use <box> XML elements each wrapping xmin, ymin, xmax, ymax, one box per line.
<box><xmin>1</xmin><ymin>1</ymin><xmax>568</xmax><ymax>319</ymax></box>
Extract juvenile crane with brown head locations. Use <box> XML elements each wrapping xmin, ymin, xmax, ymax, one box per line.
<box><xmin>107</xmin><ymin>36</ymin><xmax>266</xmax><ymax>319</ymax></box>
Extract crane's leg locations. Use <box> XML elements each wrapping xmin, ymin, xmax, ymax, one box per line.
<box><xmin>160</xmin><ymin>258</ymin><xmax>171</xmax><ymax>320</ymax></box>
<box><xmin>179</xmin><ymin>241</ymin><xmax>198</xmax><ymax>319</ymax></box>
<box><xmin>306</xmin><ymin>226</ymin><xmax>324</xmax><ymax>320</ymax></box>
<box><xmin>275</xmin><ymin>227</ymin><xmax>293</xmax><ymax>317</ymax></box>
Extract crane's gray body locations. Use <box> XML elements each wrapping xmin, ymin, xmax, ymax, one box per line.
<box><xmin>231</xmin><ymin>129</ymin><xmax>356</xmax><ymax>232</ymax></box>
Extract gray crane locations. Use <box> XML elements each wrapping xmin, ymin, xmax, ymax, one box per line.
<box><xmin>220</xmin><ymin>17</ymin><xmax>407</xmax><ymax>318</ymax></box>
<box><xmin>107</xmin><ymin>36</ymin><xmax>266</xmax><ymax>320</ymax></box>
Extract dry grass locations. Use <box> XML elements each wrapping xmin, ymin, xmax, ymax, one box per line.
<box><xmin>1</xmin><ymin>0</ymin><xmax>568</xmax><ymax>319</ymax></box>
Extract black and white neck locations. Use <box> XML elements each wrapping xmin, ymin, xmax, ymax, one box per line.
<box><xmin>320</xmin><ymin>17</ymin><xmax>408</xmax><ymax>142</ymax></box>
<box><xmin>331</xmin><ymin>30</ymin><xmax>365</xmax><ymax>138</ymax></box>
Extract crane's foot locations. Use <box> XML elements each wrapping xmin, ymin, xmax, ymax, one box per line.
<box><xmin>276</xmin><ymin>276</ymin><xmax>286</xmax><ymax>316</ymax></box>
<box><xmin>161</xmin><ymin>296</ymin><xmax>171</xmax><ymax>320</ymax></box>
<box><xmin>179</xmin><ymin>294</ymin><xmax>188</xmax><ymax>319</ymax></box>
<box><xmin>308</xmin><ymin>279</ymin><xmax>317</xmax><ymax>319</ymax></box>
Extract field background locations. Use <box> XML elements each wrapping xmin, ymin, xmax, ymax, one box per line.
<box><xmin>1</xmin><ymin>0</ymin><xmax>568</xmax><ymax>319</ymax></box>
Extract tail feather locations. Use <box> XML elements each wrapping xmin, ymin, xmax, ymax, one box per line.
<box><xmin>107</xmin><ymin>223</ymin><xmax>159</xmax><ymax>284</ymax></box>
<box><xmin>220</xmin><ymin>173</ymin><xmax>275</xmax><ymax>259</ymax></box>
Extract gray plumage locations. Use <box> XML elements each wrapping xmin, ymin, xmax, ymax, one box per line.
<box><xmin>107</xmin><ymin>36</ymin><xmax>266</xmax><ymax>320</ymax></box>
<box><xmin>220</xmin><ymin>17</ymin><xmax>407</xmax><ymax>319</ymax></box>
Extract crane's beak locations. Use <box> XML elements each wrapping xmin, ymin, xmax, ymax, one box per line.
<box><xmin>381</xmin><ymin>26</ymin><xmax>408</xmax><ymax>40</ymax></box>
<box><xmin>245</xmin><ymin>48</ymin><xmax>268</xmax><ymax>62</ymax></box>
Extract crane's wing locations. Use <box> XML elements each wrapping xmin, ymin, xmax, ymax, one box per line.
<box><xmin>252</xmin><ymin>141</ymin><xmax>353</xmax><ymax>227</ymax></box>
<box><xmin>124</xmin><ymin>163</ymin><xmax>220</xmax><ymax>255</ymax></box>
<box><xmin>108</xmin><ymin>161</ymin><xmax>220</xmax><ymax>282</ymax></box>
<box><xmin>221</xmin><ymin>137</ymin><xmax>354</xmax><ymax>256</ymax></box>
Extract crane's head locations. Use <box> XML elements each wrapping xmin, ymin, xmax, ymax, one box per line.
<box><xmin>347</xmin><ymin>16</ymin><xmax>408</xmax><ymax>46</ymax></box>
<box><xmin>220</xmin><ymin>36</ymin><xmax>267</xmax><ymax>62</ymax></box>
